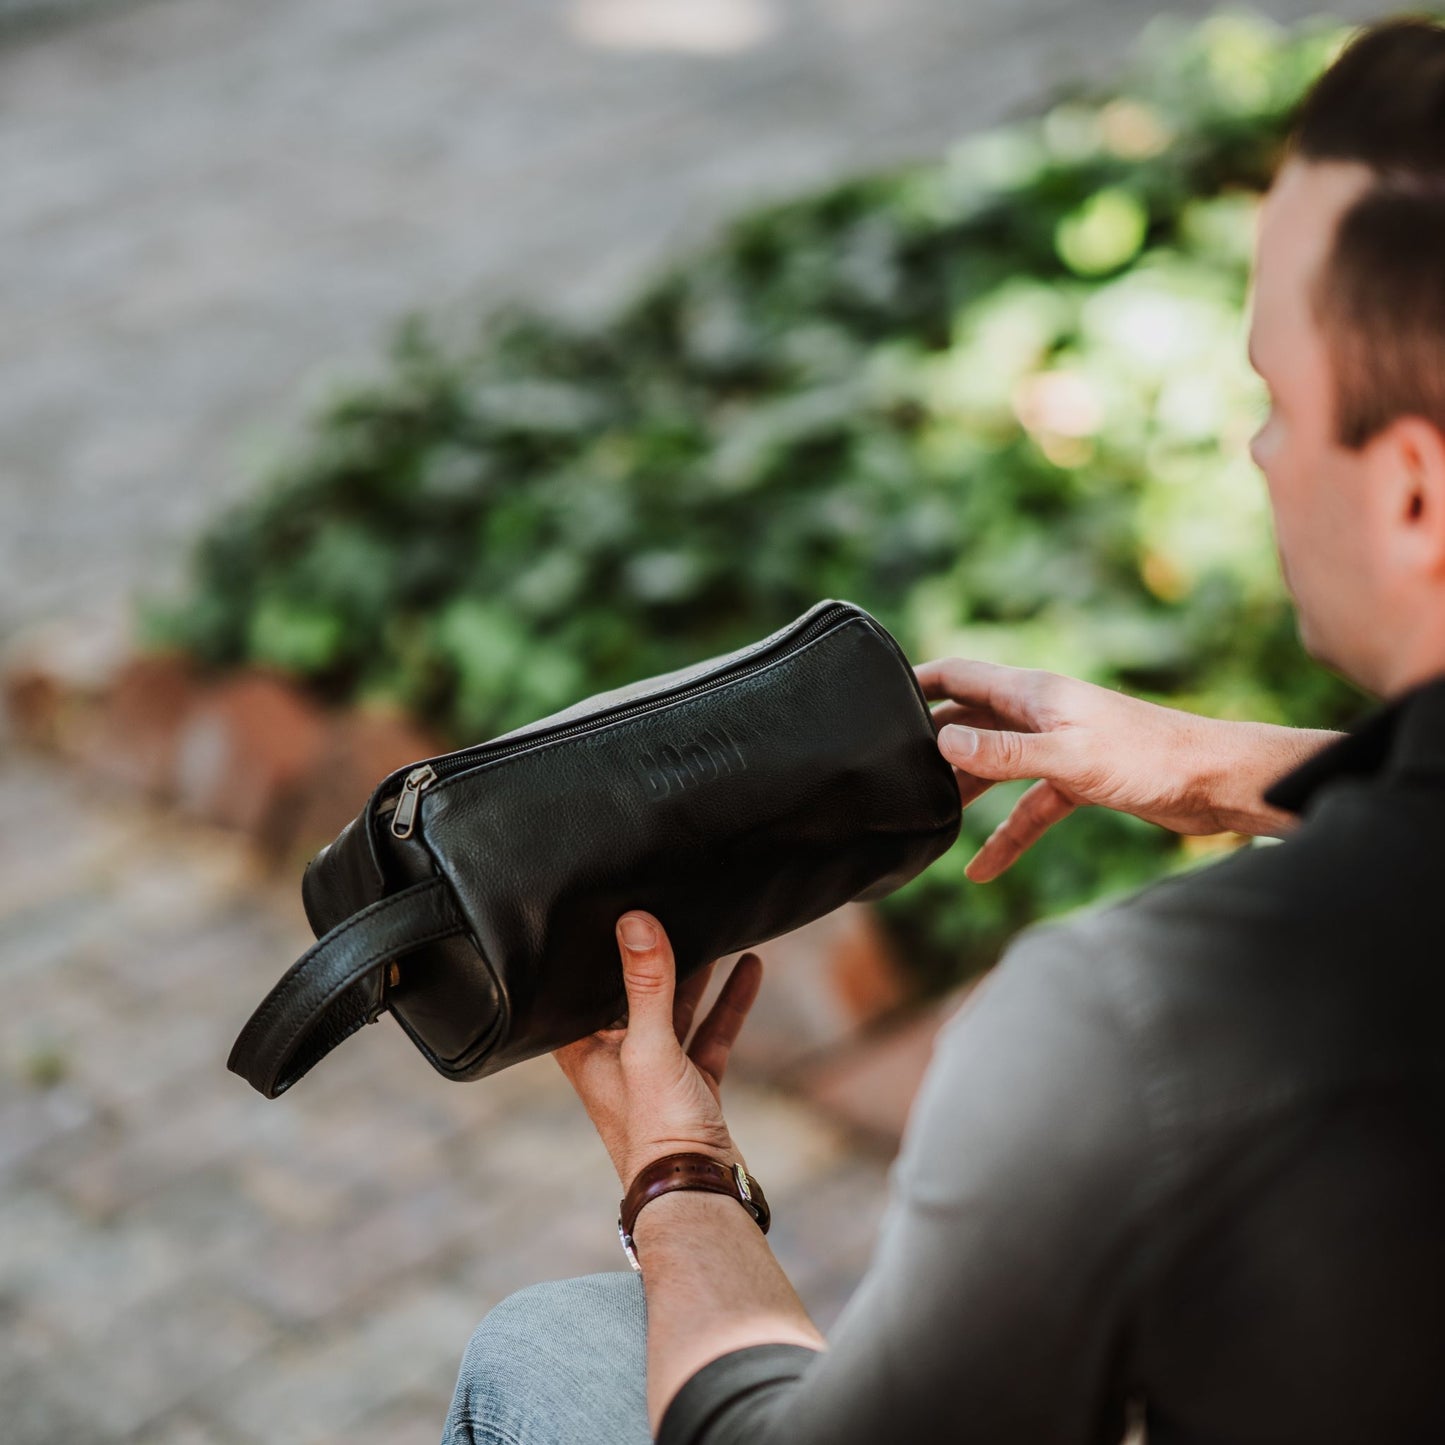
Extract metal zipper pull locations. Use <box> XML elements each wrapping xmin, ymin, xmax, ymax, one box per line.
<box><xmin>390</xmin><ymin>764</ymin><xmax>438</xmax><ymax>839</ymax></box>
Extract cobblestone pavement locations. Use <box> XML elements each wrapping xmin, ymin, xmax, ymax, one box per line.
<box><xmin>0</xmin><ymin>750</ymin><xmax>901</xmax><ymax>1443</ymax></box>
<box><xmin>1</xmin><ymin>0</ymin><xmax>1397</xmax><ymax>642</ymax></box>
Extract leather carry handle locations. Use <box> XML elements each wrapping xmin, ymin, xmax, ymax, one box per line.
<box><xmin>227</xmin><ymin>877</ymin><xmax>467</xmax><ymax>1098</ymax></box>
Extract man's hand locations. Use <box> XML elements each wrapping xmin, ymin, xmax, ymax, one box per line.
<box><xmin>552</xmin><ymin>911</ymin><xmax>763</xmax><ymax>1191</ymax></box>
<box><xmin>914</xmin><ymin>657</ymin><xmax>1342</xmax><ymax>882</ymax></box>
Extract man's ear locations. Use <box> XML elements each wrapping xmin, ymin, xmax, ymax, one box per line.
<box><xmin>1376</xmin><ymin>415</ymin><xmax>1445</xmax><ymax>578</ymax></box>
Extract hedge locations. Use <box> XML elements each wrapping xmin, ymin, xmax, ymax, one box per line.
<box><xmin>145</xmin><ymin>10</ymin><xmax>1369</xmax><ymax>995</ymax></box>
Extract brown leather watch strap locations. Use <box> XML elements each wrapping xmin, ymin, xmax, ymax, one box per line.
<box><xmin>620</xmin><ymin>1151</ymin><xmax>771</xmax><ymax>1241</ymax></box>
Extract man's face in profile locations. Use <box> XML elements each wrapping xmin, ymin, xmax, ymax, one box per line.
<box><xmin>1246</xmin><ymin>157</ymin><xmax>1383</xmax><ymax>689</ymax></box>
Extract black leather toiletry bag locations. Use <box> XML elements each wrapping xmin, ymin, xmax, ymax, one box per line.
<box><xmin>228</xmin><ymin>598</ymin><xmax>961</xmax><ymax>1096</ymax></box>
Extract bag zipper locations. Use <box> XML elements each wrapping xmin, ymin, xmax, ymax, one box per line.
<box><xmin>390</xmin><ymin>763</ymin><xmax>439</xmax><ymax>839</ymax></box>
<box><xmin>389</xmin><ymin>599</ymin><xmax>858</xmax><ymax>839</ymax></box>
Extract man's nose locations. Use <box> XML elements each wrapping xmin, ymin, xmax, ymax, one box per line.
<box><xmin>1248</xmin><ymin>425</ymin><xmax>1268</xmax><ymax>470</ymax></box>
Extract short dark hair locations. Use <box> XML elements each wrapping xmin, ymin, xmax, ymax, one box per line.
<box><xmin>1287</xmin><ymin>16</ymin><xmax>1445</xmax><ymax>449</ymax></box>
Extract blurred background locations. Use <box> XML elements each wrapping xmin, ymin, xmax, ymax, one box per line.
<box><xmin>0</xmin><ymin>2</ymin><xmax>1405</xmax><ymax>1442</ymax></box>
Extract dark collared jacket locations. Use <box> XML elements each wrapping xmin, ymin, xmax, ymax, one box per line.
<box><xmin>660</xmin><ymin>672</ymin><xmax>1445</xmax><ymax>1445</ymax></box>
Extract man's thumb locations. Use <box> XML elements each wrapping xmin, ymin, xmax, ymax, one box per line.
<box><xmin>939</xmin><ymin>723</ymin><xmax>1053</xmax><ymax>781</ymax></box>
<box><xmin>616</xmin><ymin>912</ymin><xmax>674</xmax><ymax>1042</ymax></box>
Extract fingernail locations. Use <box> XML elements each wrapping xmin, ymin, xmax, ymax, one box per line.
<box><xmin>940</xmin><ymin>724</ymin><xmax>978</xmax><ymax>757</ymax></box>
<box><xmin>619</xmin><ymin>915</ymin><xmax>657</xmax><ymax>950</ymax></box>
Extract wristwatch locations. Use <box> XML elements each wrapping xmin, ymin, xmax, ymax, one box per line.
<box><xmin>617</xmin><ymin>1151</ymin><xmax>771</xmax><ymax>1272</ymax></box>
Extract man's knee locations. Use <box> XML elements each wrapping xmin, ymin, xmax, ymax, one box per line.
<box><xmin>447</xmin><ymin>1272</ymin><xmax>648</xmax><ymax>1444</ymax></box>
<box><xmin>464</xmin><ymin>1271</ymin><xmax>644</xmax><ymax>1358</ymax></box>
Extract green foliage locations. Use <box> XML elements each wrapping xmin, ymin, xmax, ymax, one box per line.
<box><xmin>147</xmin><ymin>10</ymin><xmax>1369</xmax><ymax>993</ymax></box>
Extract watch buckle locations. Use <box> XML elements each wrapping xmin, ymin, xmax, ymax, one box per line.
<box><xmin>733</xmin><ymin>1161</ymin><xmax>762</xmax><ymax>1223</ymax></box>
<box><xmin>618</xmin><ymin>1217</ymin><xmax>642</xmax><ymax>1273</ymax></box>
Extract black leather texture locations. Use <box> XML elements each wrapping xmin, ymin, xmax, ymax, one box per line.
<box><xmin>228</xmin><ymin>599</ymin><xmax>962</xmax><ymax>1096</ymax></box>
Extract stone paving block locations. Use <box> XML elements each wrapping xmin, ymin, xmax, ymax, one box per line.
<box><xmin>0</xmin><ymin>1079</ymin><xmax>98</xmax><ymax>1173</ymax></box>
<box><xmin>336</xmin><ymin>1396</ymin><xmax>450</xmax><ymax>1445</ymax></box>
<box><xmin>120</xmin><ymin>1167</ymin><xmax>277</xmax><ymax>1283</ymax></box>
<box><xmin>233</xmin><ymin>1156</ymin><xmax>354</xmax><ymax>1232</ymax></box>
<box><xmin>103</xmin><ymin>832</ymin><xmax>266</xmax><ymax>933</ymax></box>
<box><xmin>0</xmin><ymin>763</ymin><xmax>137</xmax><ymax>911</ymax></box>
<box><xmin>39</xmin><ymin>1078</ymin><xmax>275</xmax><ymax>1219</ymax></box>
<box><xmin>5</xmin><ymin>928</ymin><xmax>132</xmax><ymax>1019</ymax></box>
<box><xmin>456</xmin><ymin>1214</ymin><xmax>626</xmax><ymax>1312</ymax></box>
<box><xmin>2</xmin><ymin>955</ymin><xmax>138</xmax><ymax>1102</ymax></box>
<box><xmin>0</xmin><ymin>1185</ymin><xmax>96</xmax><ymax>1290</ymax></box>
<box><xmin>66</xmin><ymin>1287</ymin><xmax>276</xmax><ymax>1440</ymax></box>
<box><xmin>0</xmin><ymin>1361</ymin><xmax>110</xmax><ymax>1445</ymax></box>
<box><xmin>61</xmin><ymin>1011</ymin><xmax>233</xmax><ymax>1116</ymax></box>
<box><xmin>87</xmin><ymin>901</ymin><xmax>294</xmax><ymax>1014</ymax></box>
<box><xmin>135</xmin><ymin>1411</ymin><xmax>239</xmax><ymax>1445</ymax></box>
<box><xmin>9</xmin><ymin>1210</ymin><xmax>195</xmax><ymax>1348</ymax></box>
<box><xmin>248</xmin><ymin>1079</ymin><xmax>501</xmax><ymax>1208</ymax></box>
<box><xmin>0</xmin><ymin>885</ymin><xmax>117</xmax><ymax>987</ymax></box>
<box><xmin>209</xmin><ymin>1283</ymin><xmax>483</xmax><ymax>1445</ymax></box>
<box><xmin>224</xmin><ymin>1178</ymin><xmax>506</xmax><ymax>1329</ymax></box>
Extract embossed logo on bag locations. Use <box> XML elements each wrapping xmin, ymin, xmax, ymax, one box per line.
<box><xmin>637</xmin><ymin>725</ymin><xmax>749</xmax><ymax>801</ymax></box>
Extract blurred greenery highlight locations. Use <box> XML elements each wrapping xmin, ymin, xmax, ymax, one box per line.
<box><xmin>146</xmin><ymin>9</ymin><xmax>1373</xmax><ymax>996</ymax></box>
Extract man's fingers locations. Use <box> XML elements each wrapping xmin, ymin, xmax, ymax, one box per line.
<box><xmin>688</xmin><ymin>953</ymin><xmax>763</xmax><ymax>1086</ymax></box>
<box><xmin>916</xmin><ymin>664</ymin><xmax>1080</xmax><ymax>876</ymax></box>
<box><xmin>925</xmin><ymin>699</ymin><xmax>998</xmax><ymax>735</ymax></box>
<box><xmin>965</xmin><ymin>780</ymin><xmax>1077</xmax><ymax>882</ymax></box>
<box><xmin>938</xmin><ymin>720</ymin><xmax>1066</xmax><ymax>783</ymax></box>
<box><xmin>616</xmin><ymin>911</ymin><xmax>676</xmax><ymax>1049</ymax></box>
<box><xmin>673</xmin><ymin>960</ymin><xmax>717</xmax><ymax>1044</ymax></box>
<box><xmin>914</xmin><ymin>658</ymin><xmax>1052</xmax><ymax>730</ymax></box>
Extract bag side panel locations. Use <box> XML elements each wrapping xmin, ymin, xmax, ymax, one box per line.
<box><xmin>299</xmin><ymin>791</ymin><xmax>503</xmax><ymax>1076</ymax></box>
<box><xmin>301</xmin><ymin>807</ymin><xmax>388</xmax><ymax>936</ymax></box>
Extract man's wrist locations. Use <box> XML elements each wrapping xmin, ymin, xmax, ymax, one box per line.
<box><xmin>619</xmin><ymin>1176</ymin><xmax>766</xmax><ymax>1274</ymax></box>
<box><xmin>1205</xmin><ymin>721</ymin><xmax>1344</xmax><ymax>836</ymax></box>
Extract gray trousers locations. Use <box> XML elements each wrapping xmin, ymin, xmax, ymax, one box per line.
<box><xmin>442</xmin><ymin>1271</ymin><xmax>653</xmax><ymax>1445</ymax></box>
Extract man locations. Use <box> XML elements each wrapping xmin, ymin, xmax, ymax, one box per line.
<box><xmin>442</xmin><ymin>18</ymin><xmax>1445</xmax><ymax>1443</ymax></box>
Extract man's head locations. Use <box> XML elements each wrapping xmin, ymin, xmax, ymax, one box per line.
<box><xmin>1246</xmin><ymin>17</ymin><xmax>1445</xmax><ymax>698</ymax></box>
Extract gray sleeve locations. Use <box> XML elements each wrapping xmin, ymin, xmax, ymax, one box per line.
<box><xmin>657</xmin><ymin>918</ymin><xmax>1153</xmax><ymax>1445</ymax></box>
